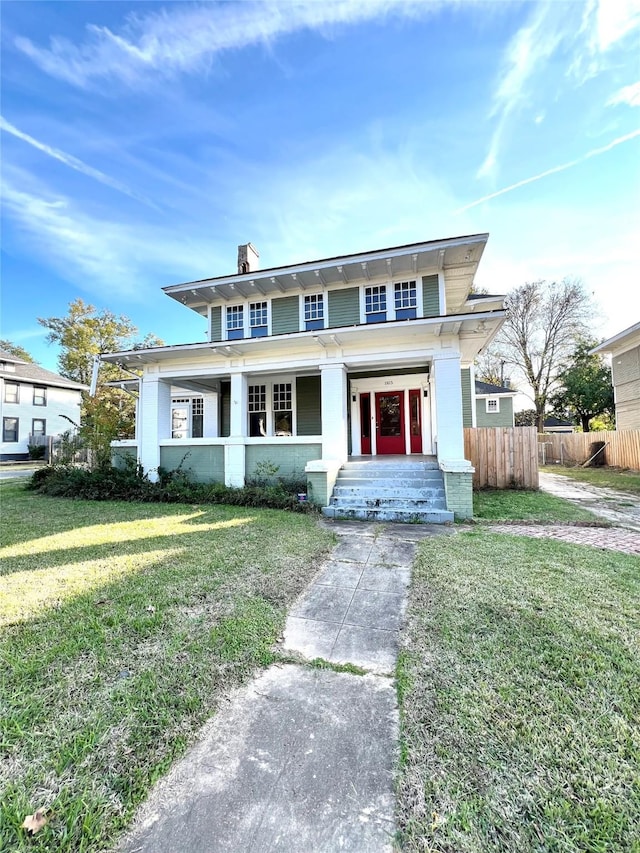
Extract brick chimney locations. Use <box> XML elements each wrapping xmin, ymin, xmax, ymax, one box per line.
<box><xmin>237</xmin><ymin>243</ymin><xmax>259</xmax><ymax>275</ymax></box>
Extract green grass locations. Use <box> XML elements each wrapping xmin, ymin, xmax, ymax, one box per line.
<box><xmin>0</xmin><ymin>481</ymin><xmax>334</xmax><ymax>852</ymax></box>
<box><xmin>473</xmin><ymin>488</ymin><xmax>600</xmax><ymax>523</ymax></box>
<box><xmin>396</xmin><ymin>531</ymin><xmax>640</xmax><ymax>852</ymax></box>
<box><xmin>541</xmin><ymin>465</ymin><xmax>640</xmax><ymax>496</ymax></box>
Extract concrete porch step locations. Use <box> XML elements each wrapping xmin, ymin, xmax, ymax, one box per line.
<box><xmin>332</xmin><ymin>487</ymin><xmax>446</xmax><ymax>502</ymax></box>
<box><xmin>336</xmin><ymin>472</ymin><xmax>443</xmax><ymax>486</ymax></box>
<box><xmin>322</xmin><ymin>506</ymin><xmax>454</xmax><ymax>524</ymax></box>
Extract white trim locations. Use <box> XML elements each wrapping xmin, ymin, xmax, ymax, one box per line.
<box><xmin>485</xmin><ymin>397</ymin><xmax>500</xmax><ymax>414</ymax></box>
<box><xmin>299</xmin><ymin>291</ymin><xmax>327</xmax><ymax>331</ymax></box>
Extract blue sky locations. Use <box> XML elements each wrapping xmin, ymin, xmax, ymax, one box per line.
<box><xmin>2</xmin><ymin>0</ymin><xmax>639</xmax><ymax>372</ymax></box>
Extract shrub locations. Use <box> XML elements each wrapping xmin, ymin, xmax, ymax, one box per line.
<box><xmin>27</xmin><ymin>443</ymin><xmax>46</xmax><ymax>460</ymax></box>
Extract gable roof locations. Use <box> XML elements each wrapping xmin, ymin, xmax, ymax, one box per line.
<box><xmin>475</xmin><ymin>379</ymin><xmax>517</xmax><ymax>396</ymax></box>
<box><xmin>0</xmin><ymin>353</ymin><xmax>87</xmax><ymax>391</ymax></box>
<box><xmin>591</xmin><ymin>321</ymin><xmax>640</xmax><ymax>355</ymax></box>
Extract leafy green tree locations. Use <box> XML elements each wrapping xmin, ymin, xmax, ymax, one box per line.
<box><xmin>0</xmin><ymin>340</ymin><xmax>36</xmax><ymax>362</ymax></box>
<box><xmin>550</xmin><ymin>338</ymin><xmax>614</xmax><ymax>432</ymax></box>
<box><xmin>515</xmin><ymin>409</ymin><xmax>537</xmax><ymax>427</ymax></box>
<box><xmin>38</xmin><ymin>299</ymin><xmax>163</xmax><ymax>466</ymax></box>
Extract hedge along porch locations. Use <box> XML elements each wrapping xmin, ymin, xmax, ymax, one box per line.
<box><xmin>105</xmin><ymin>235</ymin><xmax>506</xmax><ymax>520</ymax></box>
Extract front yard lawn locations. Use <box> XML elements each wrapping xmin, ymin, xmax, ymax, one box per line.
<box><xmin>397</xmin><ymin>530</ymin><xmax>640</xmax><ymax>852</ymax></box>
<box><xmin>473</xmin><ymin>488</ymin><xmax>600</xmax><ymax>523</ymax></box>
<box><xmin>0</xmin><ymin>482</ymin><xmax>333</xmax><ymax>852</ymax></box>
<box><xmin>541</xmin><ymin>465</ymin><xmax>640</xmax><ymax>496</ymax></box>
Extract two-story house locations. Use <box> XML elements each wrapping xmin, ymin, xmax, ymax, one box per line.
<box><xmin>104</xmin><ymin>234</ymin><xmax>506</xmax><ymax>520</ymax></box>
<box><xmin>0</xmin><ymin>350</ymin><xmax>86</xmax><ymax>460</ymax></box>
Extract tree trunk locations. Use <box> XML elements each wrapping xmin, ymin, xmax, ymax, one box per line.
<box><xmin>536</xmin><ymin>408</ymin><xmax>545</xmax><ymax>434</ymax></box>
<box><xmin>581</xmin><ymin>414</ymin><xmax>591</xmax><ymax>432</ymax></box>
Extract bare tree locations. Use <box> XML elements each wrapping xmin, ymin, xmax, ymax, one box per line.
<box><xmin>481</xmin><ymin>279</ymin><xmax>591</xmax><ymax>432</ymax></box>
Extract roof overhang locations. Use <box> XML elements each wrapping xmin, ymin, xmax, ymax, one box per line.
<box><xmin>591</xmin><ymin>321</ymin><xmax>640</xmax><ymax>355</ymax></box>
<box><xmin>163</xmin><ymin>233</ymin><xmax>489</xmax><ymax>316</ymax></box>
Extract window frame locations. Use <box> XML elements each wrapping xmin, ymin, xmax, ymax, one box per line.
<box><xmin>485</xmin><ymin>397</ymin><xmax>500</xmax><ymax>414</ymax></box>
<box><xmin>31</xmin><ymin>418</ymin><xmax>46</xmax><ymax>437</ymax></box>
<box><xmin>3</xmin><ymin>416</ymin><xmax>19</xmax><ymax>442</ymax></box>
<box><xmin>4</xmin><ymin>381</ymin><xmax>19</xmax><ymax>404</ymax></box>
<box><xmin>225</xmin><ymin>300</ymin><xmax>271</xmax><ymax>340</ymax></box>
<box><xmin>394</xmin><ymin>280</ymin><xmax>418</xmax><ymax>320</ymax></box>
<box><xmin>33</xmin><ymin>386</ymin><xmax>47</xmax><ymax>406</ymax></box>
<box><xmin>247</xmin><ymin>378</ymin><xmax>296</xmax><ymax>437</ymax></box>
<box><xmin>302</xmin><ymin>293</ymin><xmax>325</xmax><ymax>331</ymax></box>
<box><xmin>249</xmin><ymin>300</ymin><xmax>268</xmax><ymax>338</ymax></box>
<box><xmin>364</xmin><ymin>284</ymin><xmax>388</xmax><ymax>324</ymax></box>
<box><xmin>170</xmin><ymin>397</ymin><xmax>205</xmax><ymax>439</ymax></box>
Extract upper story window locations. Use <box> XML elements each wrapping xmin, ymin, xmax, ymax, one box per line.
<box><xmin>486</xmin><ymin>398</ymin><xmax>499</xmax><ymax>413</ymax></box>
<box><xmin>394</xmin><ymin>281</ymin><xmax>417</xmax><ymax>320</ymax></box>
<box><xmin>365</xmin><ymin>286</ymin><xmax>387</xmax><ymax>323</ymax></box>
<box><xmin>33</xmin><ymin>386</ymin><xmax>47</xmax><ymax>406</ymax></box>
<box><xmin>304</xmin><ymin>294</ymin><xmax>324</xmax><ymax>331</ymax></box>
<box><xmin>4</xmin><ymin>381</ymin><xmax>19</xmax><ymax>404</ymax></box>
<box><xmin>227</xmin><ymin>305</ymin><xmax>244</xmax><ymax>340</ymax></box>
<box><xmin>250</xmin><ymin>301</ymin><xmax>268</xmax><ymax>337</ymax></box>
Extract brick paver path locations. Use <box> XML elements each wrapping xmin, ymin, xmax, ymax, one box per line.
<box><xmin>486</xmin><ymin>523</ymin><xmax>640</xmax><ymax>556</ymax></box>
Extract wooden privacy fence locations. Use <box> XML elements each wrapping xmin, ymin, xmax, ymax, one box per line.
<box><xmin>537</xmin><ymin>430</ymin><xmax>640</xmax><ymax>471</ymax></box>
<box><xmin>464</xmin><ymin>427</ymin><xmax>539</xmax><ymax>489</ymax></box>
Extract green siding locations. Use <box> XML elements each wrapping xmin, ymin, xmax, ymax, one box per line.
<box><xmin>160</xmin><ymin>445</ymin><xmax>225</xmax><ymax>483</ymax></box>
<box><xmin>296</xmin><ymin>376</ymin><xmax>321</xmax><ymax>435</ymax></box>
<box><xmin>220</xmin><ymin>381</ymin><xmax>230</xmax><ymax>436</ymax></box>
<box><xmin>272</xmin><ymin>295</ymin><xmax>299</xmax><ymax>335</ymax></box>
<box><xmin>422</xmin><ymin>274</ymin><xmax>440</xmax><ymax>317</ymax></box>
<box><xmin>210</xmin><ymin>306</ymin><xmax>222</xmax><ymax>341</ymax></box>
<box><xmin>475</xmin><ymin>397</ymin><xmax>514</xmax><ymax>427</ymax></box>
<box><xmin>328</xmin><ymin>287</ymin><xmax>360</xmax><ymax>327</ymax></box>
<box><xmin>246</xmin><ymin>444</ymin><xmax>322</xmax><ymax>480</ymax></box>
<box><xmin>461</xmin><ymin>368</ymin><xmax>473</xmax><ymax>428</ymax></box>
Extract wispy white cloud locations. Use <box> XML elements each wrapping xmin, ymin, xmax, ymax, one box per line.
<box><xmin>458</xmin><ymin>128</ymin><xmax>640</xmax><ymax>213</ymax></box>
<box><xmin>608</xmin><ymin>81</ymin><xmax>640</xmax><ymax>107</ymax></box>
<box><xmin>14</xmin><ymin>0</ymin><xmax>438</xmax><ymax>89</ymax></box>
<box><xmin>0</xmin><ymin>115</ymin><xmax>157</xmax><ymax>207</ymax></box>
<box><xmin>479</xmin><ymin>0</ymin><xmax>640</xmax><ymax>179</ymax></box>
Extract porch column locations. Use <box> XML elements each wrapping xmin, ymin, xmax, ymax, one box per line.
<box><xmin>225</xmin><ymin>372</ymin><xmax>247</xmax><ymax>487</ymax></box>
<box><xmin>203</xmin><ymin>392</ymin><xmax>218</xmax><ymax>437</ymax></box>
<box><xmin>320</xmin><ymin>363</ymin><xmax>348</xmax><ymax>461</ymax></box>
<box><xmin>138</xmin><ymin>373</ymin><xmax>171</xmax><ymax>482</ymax></box>
<box><xmin>433</xmin><ymin>354</ymin><xmax>474</xmax><ymax>519</ymax></box>
<box><xmin>432</xmin><ymin>354</ymin><xmax>466</xmax><ymax>462</ymax></box>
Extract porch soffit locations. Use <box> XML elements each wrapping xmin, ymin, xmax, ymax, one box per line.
<box><xmin>163</xmin><ymin>234</ymin><xmax>489</xmax><ymax>315</ymax></box>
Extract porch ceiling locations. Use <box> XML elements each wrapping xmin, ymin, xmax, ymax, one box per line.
<box><xmin>163</xmin><ymin>233</ymin><xmax>489</xmax><ymax>315</ymax></box>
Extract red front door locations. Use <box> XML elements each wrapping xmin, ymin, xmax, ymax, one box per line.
<box><xmin>375</xmin><ymin>391</ymin><xmax>405</xmax><ymax>454</ymax></box>
<box><xmin>409</xmin><ymin>389</ymin><xmax>423</xmax><ymax>454</ymax></box>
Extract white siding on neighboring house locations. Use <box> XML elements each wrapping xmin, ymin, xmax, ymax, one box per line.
<box><xmin>1</xmin><ymin>378</ymin><xmax>83</xmax><ymax>457</ymax></box>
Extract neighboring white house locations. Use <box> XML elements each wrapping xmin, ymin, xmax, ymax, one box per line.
<box><xmin>103</xmin><ymin>234</ymin><xmax>506</xmax><ymax>519</ymax></box>
<box><xmin>0</xmin><ymin>350</ymin><xmax>86</xmax><ymax>460</ymax></box>
<box><xmin>592</xmin><ymin>322</ymin><xmax>640</xmax><ymax>431</ymax></box>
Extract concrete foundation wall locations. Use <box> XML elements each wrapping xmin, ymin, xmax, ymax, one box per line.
<box><xmin>159</xmin><ymin>445</ymin><xmax>225</xmax><ymax>483</ymax></box>
<box><xmin>246</xmin><ymin>443</ymin><xmax>322</xmax><ymax>480</ymax></box>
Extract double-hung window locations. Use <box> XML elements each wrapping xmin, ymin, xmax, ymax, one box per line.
<box><xmin>250</xmin><ymin>301</ymin><xmax>268</xmax><ymax>337</ymax></box>
<box><xmin>4</xmin><ymin>381</ymin><xmax>19</xmax><ymax>404</ymax></box>
<box><xmin>273</xmin><ymin>383</ymin><xmax>293</xmax><ymax>434</ymax></box>
<box><xmin>227</xmin><ymin>305</ymin><xmax>244</xmax><ymax>340</ymax></box>
<box><xmin>32</xmin><ymin>418</ymin><xmax>46</xmax><ymax>437</ymax></box>
<box><xmin>365</xmin><ymin>286</ymin><xmax>387</xmax><ymax>323</ymax></box>
<box><xmin>33</xmin><ymin>386</ymin><xmax>47</xmax><ymax>406</ymax></box>
<box><xmin>3</xmin><ymin>417</ymin><xmax>18</xmax><ymax>442</ymax></box>
<box><xmin>304</xmin><ymin>294</ymin><xmax>324</xmax><ymax>331</ymax></box>
<box><xmin>394</xmin><ymin>281</ymin><xmax>417</xmax><ymax>320</ymax></box>
<box><xmin>191</xmin><ymin>398</ymin><xmax>204</xmax><ymax>438</ymax></box>
<box><xmin>248</xmin><ymin>385</ymin><xmax>267</xmax><ymax>436</ymax></box>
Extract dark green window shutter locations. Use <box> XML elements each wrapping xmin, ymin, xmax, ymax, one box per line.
<box><xmin>296</xmin><ymin>376</ymin><xmax>321</xmax><ymax>435</ymax></box>
<box><xmin>328</xmin><ymin>287</ymin><xmax>360</xmax><ymax>327</ymax></box>
<box><xmin>272</xmin><ymin>296</ymin><xmax>299</xmax><ymax>335</ymax></box>
<box><xmin>210</xmin><ymin>306</ymin><xmax>222</xmax><ymax>341</ymax></box>
<box><xmin>422</xmin><ymin>275</ymin><xmax>440</xmax><ymax>317</ymax></box>
<box><xmin>461</xmin><ymin>368</ymin><xmax>473</xmax><ymax>428</ymax></box>
<box><xmin>220</xmin><ymin>381</ymin><xmax>231</xmax><ymax>437</ymax></box>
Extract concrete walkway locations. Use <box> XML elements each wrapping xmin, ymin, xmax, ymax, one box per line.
<box><xmin>118</xmin><ymin>521</ymin><xmax>450</xmax><ymax>853</ymax></box>
<box><xmin>539</xmin><ymin>471</ymin><xmax>640</xmax><ymax>532</ymax></box>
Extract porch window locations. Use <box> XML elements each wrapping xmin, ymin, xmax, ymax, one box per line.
<box><xmin>394</xmin><ymin>281</ymin><xmax>417</xmax><ymax>320</ymax></box>
<box><xmin>33</xmin><ymin>386</ymin><xmax>47</xmax><ymax>406</ymax></box>
<box><xmin>365</xmin><ymin>286</ymin><xmax>387</xmax><ymax>323</ymax></box>
<box><xmin>3</xmin><ymin>417</ymin><xmax>18</xmax><ymax>442</ymax></box>
<box><xmin>32</xmin><ymin>418</ymin><xmax>46</xmax><ymax>436</ymax></box>
<box><xmin>304</xmin><ymin>294</ymin><xmax>324</xmax><ymax>331</ymax></box>
<box><xmin>227</xmin><ymin>305</ymin><xmax>244</xmax><ymax>340</ymax></box>
<box><xmin>250</xmin><ymin>301</ymin><xmax>268</xmax><ymax>337</ymax></box>
<box><xmin>273</xmin><ymin>383</ymin><xmax>293</xmax><ymax>435</ymax></box>
<box><xmin>248</xmin><ymin>384</ymin><xmax>267</xmax><ymax>436</ymax></box>
<box><xmin>486</xmin><ymin>398</ymin><xmax>499</xmax><ymax>413</ymax></box>
<box><xmin>171</xmin><ymin>398</ymin><xmax>204</xmax><ymax>438</ymax></box>
<box><xmin>4</xmin><ymin>381</ymin><xmax>19</xmax><ymax>404</ymax></box>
